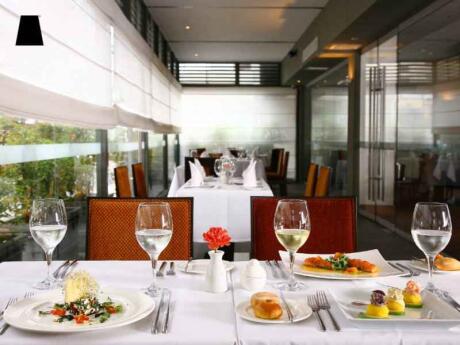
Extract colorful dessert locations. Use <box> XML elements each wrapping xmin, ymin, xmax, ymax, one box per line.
<box><xmin>363</xmin><ymin>290</ymin><xmax>389</xmax><ymax>318</ymax></box>
<box><xmin>403</xmin><ymin>280</ymin><xmax>423</xmax><ymax>308</ymax></box>
<box><xmin>385</xmin><ymin>287</ymin><xmax>405</xmax><ymax>315</ymax></box>
<box><xmin>39</xmin><ymin>271</ymin><xmax>123</xmax><ymax>324</ymax></box>
<box><xmin>304</xmin><ymin>252</ymin><xmax>378</xmax><ymax>274</ymax></box>
<box><xmin>435</xmin><ymin>254</ymin><xmax>460</xmax><ymax>271</ymax></box>
<box><xmin>250</xmin><ymin>291</ymin><xmax>283</xmax><ymax>320</ymax></box>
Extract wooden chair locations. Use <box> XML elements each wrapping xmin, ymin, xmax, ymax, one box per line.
<box><xmin>184</xmin><ymin>157</ymin><xmax>217</xmax><ymax>181</ymax></box>
<box><xmin>132</xmin><ymin>163</ymin><xmax>148</xmax><ymax>198</ymax></box>
<box><xmin>304</xmin><ymin>163</ymin><xmax>318</xmax><ymax>197</ymax></box>
<box><xmin>87</xmin><ymin>197</ymin><xmax>193</xmax><ymax>260</ymax></box>
<box><xmin>315</xmin><ymin>166</ymin><xmax>332</xmax><ymax>197</ymax></box>
<box><xmin>114</xmin><ymin>166</ymin><xmax>132</xmax><ymax>198</ymax></box>
<box><xmin>267</xmin><ymin>151</ymin><xmax>289</xmax><ymax>195</ymax></box>
<box><xmin>265</xmin><ymin>148</ymin><xmax>284</xmax><ymax>174</ymax></box>
<box><xmin>251</xmin><ymin>196</ymin><xmax>357</xmax><ymax>260</ymax></box>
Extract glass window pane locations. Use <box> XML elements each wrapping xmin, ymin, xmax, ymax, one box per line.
<box><xmin>147</xmin><ymin>132</ymin><xmax>164</xmax><ymax>195</ymax></box>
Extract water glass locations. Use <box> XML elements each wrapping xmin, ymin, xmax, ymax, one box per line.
<box><xmin>29</xmin><ymin>198</ymin><xmax>67</xmax><ymax>290</ymax></box>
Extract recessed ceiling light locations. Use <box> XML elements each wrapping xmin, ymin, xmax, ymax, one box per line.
<box><xmin>297</xmin><ymin>80</ymin><xmax>301</xmax><ymax>83</ymax></box>
<box><xmin>185</xmin><ymin>25</ymin><xmax>191</xmax><ymax>30</ymax></box>
<box><xmin>194</xmin><ymin>53</ymin><xmax>199</xmax><ymax>57</ymax></box>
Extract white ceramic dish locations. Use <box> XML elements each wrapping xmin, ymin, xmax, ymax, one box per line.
<box><xmin>279</xmin><ymin>249</ymin><xmax>404</xmax><ymax>280</ymax></box>
<box><xmin>409</xmin><ymin>259</ymin><xmax>460</xmax><ymax>274</ymax></box>
<box><xmin>333</xmin><ymin>285</ymin><xmax>460</xmax><ymax>328</ymax></box>
<box><xmin>236</xmin><ymin>298</ymin><xmax>312</xmax><ymax>324</ymax></box>
<box><xmin>178</xmin><ymin>259</ymin><xmax>234</xmax><ymax>274</ymax></box>
<box><xmin>3</xmin><ymin>287</ymin><xmax>154</xmax><ymax>333</ymax></box>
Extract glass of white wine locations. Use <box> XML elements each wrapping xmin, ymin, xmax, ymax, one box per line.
<box><xmin>274</xmin><ymin>199</ymin><xmax>311</xmax><ymax>291</ymax></box>
<box><xmin>135</xmin><ymin>202</ymin><xmax>173</xmax><ymax>297</ymax></box>
<box><xmin>29</xmin><ymin>198</ymin><xmax>68</xmax><ymax>290</ymax></box>
<box><xmin>411</xmin><ymin>202</ymin><xmax>452</xmax><ymax>292</ymax></box>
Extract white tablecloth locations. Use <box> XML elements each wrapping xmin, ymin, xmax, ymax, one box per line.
<box><xmin>173</xmin><ymin>178</ymin><xmax>273</xmax><ymax>242</ymax></box>
<box><xmin>0</xmin><ymin>261</ymin><xmax>459</xmax><ymax>345</ymax></box>
<box><xmin>167</xmin><ymin>165</ymin><xmax>185</xmax><ymax>197</ymax></box>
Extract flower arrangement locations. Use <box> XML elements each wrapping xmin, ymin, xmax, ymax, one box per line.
<box><xmin>203</xmin><ymin>227</ymin><xmax>232</xmax><ymax>252</ymax></box>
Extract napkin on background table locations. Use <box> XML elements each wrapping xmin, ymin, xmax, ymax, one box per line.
<box><xmin>194</xmin><ymin>158</ymin><xmax>207</xmax><ymax>178</ymax></box>
<box><xmin>189</xmin><ymin>161</ymin><xmax>204</xmax><ymax>186</ymax></box>
<box><xmin>242</xmin><ymin>159</ymin><xmax>258</xmax><ymax>187</ymax></box>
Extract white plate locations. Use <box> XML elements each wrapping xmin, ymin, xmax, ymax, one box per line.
<box><xmin>279</xmin><ymin>249</ymin><xmax>403</xmax><ymax>280</ymax></box>
<box><xmin>333</xmin><ymin>285</ymin><xmax>460</xmax><ymax>328</ymax></box>
<box><xmin>178</xmin><ymin>259</ymin><xmax>234</xmax><ymax>274</ymax></box>
<box><xmin>236</xmin><ymin>299</ymin><xmax>312</xmax><ymax>324</ymax></box>
<box><xmin>410</xmin><ymin>260</ymin><xmax>460</xmax><ymax>274</ymax></box>
<box><xmin>4</xmin><ymin>287</ymin><xmax>155</xmax><ymax>333</ymax></box>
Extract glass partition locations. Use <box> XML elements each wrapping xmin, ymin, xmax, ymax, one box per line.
<box><xmin>147</xmin><ymin>132</ymin><xmax>165</xmax><ymax>196</ymax></box>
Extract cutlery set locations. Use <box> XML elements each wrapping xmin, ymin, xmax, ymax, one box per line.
<box><xmin>156</xmin><ymin>261</ymin><xmax>176</xmax><ymax>277</ymax></box>
<box><xmin>151</xmin><ymin>289</ymin><xmax>173</xmax><ymax>334</ymax></box>
<box><xmin>388</xmin><ymin>262</ymin><xmax>421</xmax><ymax>277</ymax></box>
<box><xmin>265</xmin><ymin>260</ymin><xmax>288</xmax><ymax>279</ymax></box>
<box><xmin>0</xmin><ymin>292</ymin><xmax>34</xmax><ymax>335</ymax></box>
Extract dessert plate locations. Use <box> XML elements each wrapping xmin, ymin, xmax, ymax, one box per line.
<box><xmin>236</xmin><ymin>299</ymin><xmax>312</xmax><ymax>324</ymax></box>
<box><xmin>333</xmin><ymin>285</ymin><xmax>460</xmax><ymax>328</ymax></box>
<box><xmin>178</xmin><ymin>259</ymin><xmax>234</xmax><ymax>274</ymax></box>
<box><xmin>409</xmin><ymin>260</ymin><xmax>460</xmax><ymax>274</ymax></box>
<box><xmin>3</xmin><ymin>287</ymin><xmax>154</xmax><ymax>333</ymax></box>
<box><xmin>279</xmin><ymin>249</ymin><xmax>404</xmax><ymax>280</ymax></box>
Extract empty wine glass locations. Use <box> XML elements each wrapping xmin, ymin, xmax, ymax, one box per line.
<box><xmin>411</xmin><ymin>202</ymin><xmax>452</xmax><ymax>292</ymax></box>
<box><xmin>29</xmin><ymin>198</ymin><xmax>68</xmax><ymax>290</ymax></box>
<box><xmin>214</xmin><ymin>158</ymin><xmax>222</xmax><ymax>177</ymax></box>
<box><xmin>273</xmin><ymin>199</ymin><xmax>311</xmax><ymax>291</ymax></box>
<box><xmin>135</xmin><ymin>202</ymin><xmax>173</xmax><ymax>297</ymax></box>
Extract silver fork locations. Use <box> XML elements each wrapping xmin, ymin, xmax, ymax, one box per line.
<box><xmin>396</xmin><ymin>263</ymin><xmax>420</xmax><ymax>277</ymax></box>
<box><xmin>0</xmin><ymin>298</ymin><xmax>17</xmax><ymax>319</ymax></box>
<box><xmin>316</xmin><ymin>290</ymin><xmax>340</xmax><ymax>331</ymax></box>
<box><xmin>307</xmin><ymin>295</ymin><xmax>326</xmax><ymax>332</ymax></box>
<box><xmin>166</xmin><ymin>262</ymin><xmax>176</xmax><ymax>276</ymax></box>
<box><xmin>156</xmin><ymin>262</ymin><xmax>168</xmax><ymax>277</ymax></box>
<box><xmin>0</xmin><ymin>297</ymin><xmax>18</xmax><ymax>335</ymax></box>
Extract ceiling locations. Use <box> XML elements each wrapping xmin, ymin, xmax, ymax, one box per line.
<box><xmin>145</xmin><ymin>0</ymin><xmax>328</xmax><ymax>62</ymax></box>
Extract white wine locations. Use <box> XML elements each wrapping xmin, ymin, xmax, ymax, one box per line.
<box><xmin>275</xmin><ymin>229</ymin><xmax>310</xmax><ymax>252</ymax></box>
<box><xmin>30</xmin><ymin>225</ymin><xmax>67</xmax><ymax>251</ymax></box>
<box><xmin>412</xmin><ymin>229</ymin><xmax>451</xmax><ymax>256</ymax></box>
<box><xmin>135</xmin><ymin>229</ymin><xmax>172</xmax><ymax>257</ymax></box>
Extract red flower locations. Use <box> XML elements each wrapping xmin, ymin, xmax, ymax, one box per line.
<box><xmin>203</xmin><ymin>227</ymin><xmax>232</xmax><ymax>251</ymax></box>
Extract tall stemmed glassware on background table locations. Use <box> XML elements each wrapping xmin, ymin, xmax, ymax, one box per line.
<box><xmin>273</xmin><ymin>199</ymin><xmax>311</xmax><ymax>291</ymax></box>
<box><xmin>214</xmin><ymin>158</ymin><xmax>222</xmax><ymax>178</ymax></box>
<box><xmin>29</xmin><ymin>198</ymin><xmax>67</xmax><ymax>290</ymax></box>
<box><xmin>135</xmin><ymin>202</ymin><xmax>173</xmax><ymax>297</ymax></box>
<box><xmin>411</xmin><ymin>202</ymin><xmax>452</xmax><ymax>292</ymax></box>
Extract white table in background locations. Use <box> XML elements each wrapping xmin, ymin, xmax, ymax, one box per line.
<box><xmin>173</xmin><ymin>178</ymin><xmax>273</xmax><ymax>242</ymax></box>
<box><xmin>0</xmin><ymin>260</ymin><xmax>459</xmax><ymax>345</ymax></box>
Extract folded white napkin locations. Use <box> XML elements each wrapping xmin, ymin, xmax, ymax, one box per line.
<box><xmin>250</xmin><ymin>147</ymin><xmax>259</xmax><ymax>159</ymax></box>
<box><xmin>200</xmin><ymin>150</ymin><xmax>209</xmax><ymax>158</ymax></box>
<box><xmin>243</xmin><ymin>160</ymin><xmax>258</xmax><ymax>187</ymax></box>
<box><xmin>189</xmin><ymin>162</ymin><xmax>204</xmax><ymax>186</ymax></box>
<box><xmin>194</xmin><ymin>158</ymin><xmax>207</xmax><ymax>178</ymax></box>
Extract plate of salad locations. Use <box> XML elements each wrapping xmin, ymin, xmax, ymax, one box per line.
<box><xmin>3</xmin><ymin>288</ymin><xmax>155</xmax><ymax>333</ymax></box>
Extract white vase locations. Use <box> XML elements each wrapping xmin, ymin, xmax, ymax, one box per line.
<box><xmin>205</xmin><ymin>250</ymin><xmax>228</xmax><ymax>293</ymax></box>
<box><xmin>220</xmin><ymin>174</ymin><xmax>230</xmax><ymax>184</ymax></box>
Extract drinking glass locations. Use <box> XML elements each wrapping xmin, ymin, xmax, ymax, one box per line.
<box><xmin>29</xmin><ymin>198</ymin><xmax>68</xmax><ymax>290</ymax></box>
<box><xmin>135</xmin><ymin>202</ymin><xmax>173</xmax><ymax>297</ymax></box>
<box><xmin>273</xmin><ymin>199</ymin><xmax>311</xmax><ymax>291</ymax></box>
<box><xmin>214</xmin><ymin>158</ymin><xmax>222</xmax><ymax>177</ymax></box>
<box><xmin>411</xmin><ymin>202</ymin><xmax>452</xmax><ymax>292</ymax></box>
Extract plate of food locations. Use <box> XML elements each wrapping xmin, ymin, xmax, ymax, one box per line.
<box><xmin>333</xmin><ymin>280</ymin><xmax>460</xmax><ymax>327</ymax></box>
<box><xmin>3</xmin><ymin>271</ymin><xmax>155</xmax><ymax>333</ymax></box>
<box><xmin>279</xmin><ymin>249</ymin><xmax>403</xmax><ymax>280</ymax></box>
<box><xmin>410</xmin><ymin>255</ymin><xmax>460</xmax><ymax>274</ymax></box>
<box><xmin>178</xmin><ymin>259</ymin><xmax>234</xmax><ymax>274</ymax></box>
<box><xmin>236</xmin><ymin>291</ymin><xmax>312</xmax><ymax>324</ymax></box>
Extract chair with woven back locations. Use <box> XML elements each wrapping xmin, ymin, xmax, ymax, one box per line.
<box><xmin>304</xmin><ymin>163</ymin><xmax>318</xmax><ymax>197</ymax></box>
<box><xmin>114</xmin><ymin>166</ymin><xmax>132</xmax><ymax>198</ymax></box>
<box><xmin>251</xmin><ymin>196</ymin><xmax>356</xmax><ymax>260</ymax></box>
<box><xmin>132</xmin><ymin>163</ymin><xmax>148</xmax><ymax>198</ymax></box>
<box><xmin>315</xmin><ymin>166</ymin><xmax>332</xmax><ymax>197</ymax></box>
<box><xmin>87</xmin><ymin>197</ymin><xmax>193</xmax><ymax>260</ymax></box>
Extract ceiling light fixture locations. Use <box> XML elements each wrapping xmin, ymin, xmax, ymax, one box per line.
<box><xmin>185</xmin><ymin>25</ymin><xmax>191</xmax><ymax>30</ymax></box>
<box><xmin>194</xmin><ymin>53</ymin><xmax>199</xmax><ymax>57</ymax></box>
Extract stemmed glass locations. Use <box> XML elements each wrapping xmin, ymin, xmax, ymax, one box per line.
<box><xmin>411</xmin><ymin>202</ymin><xmax>452</xmax><ymax>292</ymax></box>
<box><xmin>214</xmin><ymin>159</ymin><xmax>222</xmax><ymax>177</ymax></box>
<box><xmin>273</xmin><ymin>199</ymin><xmax>311</xmax><ymax>291</ymax></box>
<box><xmin>135</xmin><ymin>202</ymin><xmax>173</xmax><ymax>297</ymax></box>
<box><xmin>29</xmin><ymin>198</ymin><xmax>68</xmax><ymax>290</ymax></box>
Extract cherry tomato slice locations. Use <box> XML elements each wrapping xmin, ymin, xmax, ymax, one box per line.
<box><xmin>75</xmin><ymin>314</ymin><xmax>89</xmax><ymax>324</ymax></box>
<box><xmin>105</xmin><ymin>306</ymin><xmax>117</xmax><ymax>314</ymax></box>
<box><xmin>51</xmin><ymin>309</ymin><xmax>66</xmax><ymax>317</ymax></box>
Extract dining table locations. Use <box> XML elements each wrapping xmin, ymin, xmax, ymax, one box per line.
<box><xmin>0</xmin><ymin>260</ymin><xmax>459</xmax><ymax>345</ymax></box>
<box><xmin>173</xmin><ymin>177</ymin><xmax>273</xmax><ymax>243</ymax></box>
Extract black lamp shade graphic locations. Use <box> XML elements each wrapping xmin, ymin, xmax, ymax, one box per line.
<box><xmin>16</xmin><ymin>15</ymin><xmax>43</xmax><ymax>46</ymax></box>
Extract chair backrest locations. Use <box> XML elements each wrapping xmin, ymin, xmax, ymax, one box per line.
<box><xmin>184</xmin><ymin>157</ymin><xmax>217</xmax><ymax>181</ymax></box>
<box><xmin>114</xmin><ymin>166</ymin><xmax>132</xmax><ymax>198</ymax></box>
<box><xmin>281</xmin><ymin>151</ymin><xmax>289</xmax><ymax>179</ymax></box>
<box><xmin>304</xmin><ymin>163</ymin><xmax>318</xmax><ymax>197</ymax></box>
<box><xmin>251</xmin><ymin>196</ymin><xmax>356</xmax><ymax>260</ymax></box>
<box><xmin>87</xmin><ymin>197</ymin><xmax>193</xmax><ymax>260</ymax></box>
<box><xmin>132</xmin><ymin>163</ymin><xmax>148</xmax><ymax>198</ymax></box>
<box><xmin>269</xmin><ymin>148</ymin><xmax>284</xmax><ymax>173</ymax></box>
<box><xmin>315</xmin><ymin>166</ymin><xmax>332</xmax><ymax>197</ymax></box>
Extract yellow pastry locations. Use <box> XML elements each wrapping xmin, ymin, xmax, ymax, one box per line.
<box><xmin>386</xmin><ymin>288</ymin><xmax>405</xmax><ymax>315</ymax></box>
<box><xmin>403</xmin><ymin>280</ymin><xmax>423</xmax><ymax>308</ymax></box>
<box><xmin>250</xmin><ymin>292</ymin><xmax>283</xmax><ymax>320</ymax></box>
<box><xmin>364</xmin><ymin>290</ymin><xmax>389</xmax><ymax>318</ymax></box>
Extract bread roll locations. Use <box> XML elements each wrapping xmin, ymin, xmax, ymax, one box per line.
<box><xmin>250</xmin><ymin>292</ymin><xmax>283</xmax><ymax>320</ymax></box>
<box><xmin>435</xmin><ymin>257</ymin><xmax>460</xmax><ymax>271</ymax></box>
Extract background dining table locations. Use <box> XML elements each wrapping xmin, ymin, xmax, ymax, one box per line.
<box><xmin>0</xmin><ymin>260</ymin><xmax>460</xmax><ymax>345</ymax></box>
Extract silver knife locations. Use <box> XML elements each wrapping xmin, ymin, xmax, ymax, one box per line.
<box><xmin>152</xmin><ymin>290</ymin><xmax>165</xmax><ymax>334</ymax></box>
<box><xmin>438</xmin><ymin>290</ymin><xmax>460</xmax><ymax>313</ymax></box>
<box><xmin>279</xmin><ymin>290</ymin><xmax>294</xmax><ymax>322</ymax></box>
<box><xmin>184</xmin><ymin>257</ymin><xmax>192</xmax><ymax>273</ymax></box>
<box><xmin>274</xmin><ymin>261</ymin><xmax>289</xmax><ymax>279</ymax></box>
<box><xmin>52</xmin><ymin>260</ymin><xmax>70</xmax><ymax>279</ymax></box>
<box><xmin>157</xmin><ymin>262</ymin><xmax>167</xmax><ymax>277</ymax></box>
<box><xmin>162</xmin><ymin>290</ymin><xmax>172</xmax><ymax>333</ymax></box>
<box><xmin>388</xmin><ymin>262</ymin><xmax>409</xmax><ymax>276</ymax></box>
<box><xmin>265</xmin><ymin>261</ymin><xmax>278</xmax><ymax>279</ymax></box>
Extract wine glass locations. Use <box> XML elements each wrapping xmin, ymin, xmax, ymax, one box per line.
<box><xmin>214</xmin><ymin>158</ymin><xmax>222</xmax><ymax>177</ymax></box>
<box><xmin>411</xmin><ymin>202</ymin><xmax>452</xmax><ymax>292</ymax></box>
<box><xmin>29</xmin><ymin>198</ymin><xmax>68</xmax><ymax>290</ymax></box>
<box><xmin>135</xmin><ymin>202</ymin><xmax>173</xmax><ymax>297</ymax></box>
<box><xmin>273</xmin><ymin>199</ymin><xmax>311</xmax><ymax>291</ymax></box>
